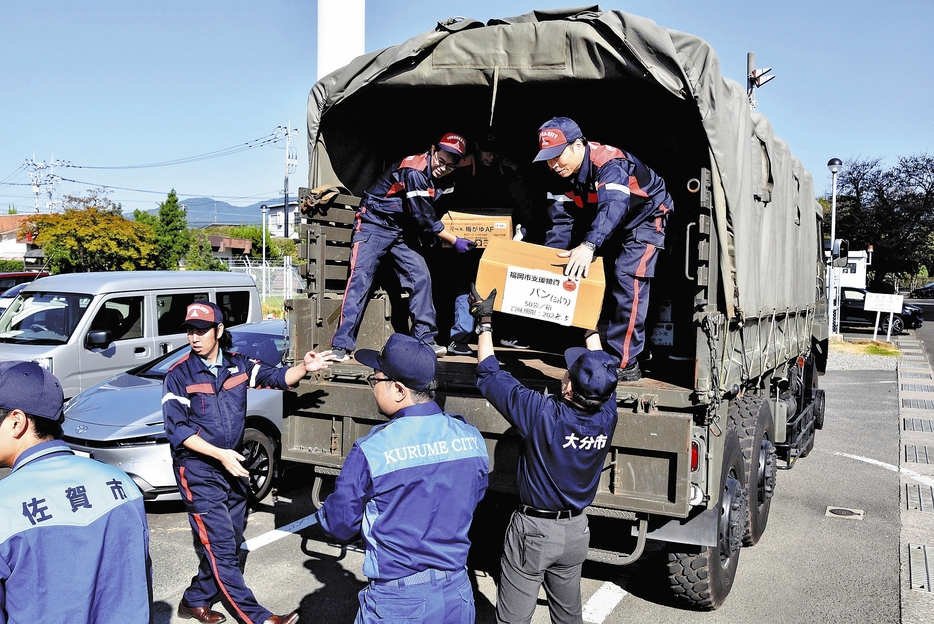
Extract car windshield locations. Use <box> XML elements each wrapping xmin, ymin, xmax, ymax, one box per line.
<box><xmin>138</xmin><ymin>327</ymin><xmax>287</xmax><ymax>380</ymax></box>
<box><xmin>0</xmin><ymin>291</ymin><xmax>92</xmax><ymax>345</ymax></box>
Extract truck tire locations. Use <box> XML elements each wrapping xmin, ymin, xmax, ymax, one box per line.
<box><xmin>667</xmin><ymin>429</ymin><xmax>748</xmax><ymax>610</ymax></box>
<box><xmin>241</xmin><ymin>428</ymin><xmax>277</xmax><ymax>503</ymax></box>
<box><xmin>728</xmin><ymin>397</ymin><xmax>777</xmax><ymax>546</ymax></box>
<box><xmin>813</xmin><ymin>389</ymin><xmax>826</xmax><ymax>430</ymax></box>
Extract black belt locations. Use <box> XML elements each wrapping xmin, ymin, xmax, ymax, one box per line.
<box><xmin>519</xmin><ymin>505</ymin><xmax>583</xmax><ymax>520</ymax></box>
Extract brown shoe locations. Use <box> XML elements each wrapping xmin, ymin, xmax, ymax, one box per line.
<box><xmin>264</xmin><ymin>611</ymin><xmax>299</xmax><ymax>624</ymax></box>
<box><xmin>177</xmin><ymin>601</ymin><xmax>227</xmax><ymax>624</ymax></box>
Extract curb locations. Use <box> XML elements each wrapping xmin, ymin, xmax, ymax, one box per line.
<box><xmin>895</xmin><ymin>335</ymin><xmax>934</xmax><ymax>623</ymax></box>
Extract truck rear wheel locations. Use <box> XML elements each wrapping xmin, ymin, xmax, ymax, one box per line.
<box><xmin>667</xmin><ymin>429</ymin><xmax>748</xmax><ymax>610</ymax></box>
<box><xmin>241</xmin><ymin>427</ymin><xmax>277</xmax><ymax>503</ymax></box>
<box><xmin>728</xmin><ymin>397</ymin><xmax>777</xmax><ymax>546</ymax></box>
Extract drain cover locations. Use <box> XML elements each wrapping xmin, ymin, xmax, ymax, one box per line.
<box><xmin>825</xmin><ymin>506</ymin><xmax>865</xmax><ymax>520</ymax></box>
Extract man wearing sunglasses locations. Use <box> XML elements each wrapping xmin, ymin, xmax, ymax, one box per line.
<box><xmin>330</xmin><ymin>133</ymin><xmax>477</xmax><ymax>363</ymax></box>
<box><xmin>313</xmin><ymin>333</ymin><xmax>489</xmax><ymax>623</ymax></box>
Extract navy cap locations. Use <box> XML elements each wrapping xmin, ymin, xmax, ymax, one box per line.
<box><xmin>0</xmin><ymin>361</ymin><xmax>64</xmax><ymax>420</ymax></box>
<box><xmin>181</xmin><ymin>301</ymin><xmax>224</xmax><ymax>329</ymax></box>
<box><xmin>564</xmin><ymin>347</ymin><xmax>619</xmax><ymax>401</ymax></box>
<box><xmin>355</xmin><ymin>334</ymin><xmax>438</xmax><ymax>392</ymax></box>
<box><xmin>533</xmin><ymin>117</ymin><xmax>583</xmax><ymax>162</ymax></box>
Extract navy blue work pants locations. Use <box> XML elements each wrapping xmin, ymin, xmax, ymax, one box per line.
<box><xmin>332</xmin><ymin>221</ymin><xmax>438</xmax><ymax>351</ymax></box>
<box><xmin>605</xmin><ymin>241</ymin><xmax>658</xmax><ymax>368</ymax></box>
<box><xmin>175</xmin><ymin>458</ymin><xmax>272</xmax><ymax>624</ymax></box>
<box><xmin>356</xmin><ymin>567</ymin><xmax>475</xmax><ymax>624</ymax></box>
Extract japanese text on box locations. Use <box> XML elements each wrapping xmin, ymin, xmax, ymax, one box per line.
<box><xmin>501</xmin><ymin>265</ymin><xmax>579</xmax><ymax>326</ymax></box>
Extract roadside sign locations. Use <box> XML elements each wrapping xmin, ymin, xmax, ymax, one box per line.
<box><xmin>863</xmin><ymin>293</ymin><xmax>903</xmax><ymax>342</ymax></box>
<box><xmin>864</xmin><ymin>293</ymin><xmax>903</xmax><ymax>314</ymax></box>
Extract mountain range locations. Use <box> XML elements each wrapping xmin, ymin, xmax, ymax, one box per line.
<box><xmin>137</xmin><ymin>196</ymin><xmax>292</xmax><ymax>228</ymax></box>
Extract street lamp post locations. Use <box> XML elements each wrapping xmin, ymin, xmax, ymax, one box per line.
<box><xmin>261</xmin><ymin>204</ymin><xmax>268</xmax><ymax>303</ymax></box>
<box><xmin>827</xmin><ymin>158</ymin><xmax>842</xmax><ymax>335</ymax></box>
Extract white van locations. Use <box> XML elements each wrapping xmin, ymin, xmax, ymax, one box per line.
<box><xmin>0</xmin><ymin>271</ymin><xmax>261</xmax><ymax>398</ymax></box>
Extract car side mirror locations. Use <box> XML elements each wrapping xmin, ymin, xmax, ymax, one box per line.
<box><xmin>831</xmin><ymin>239</ymin><xmax>849</xmax><ymax>268</ymax></box>
<box><xmin>86</xmin><ymin>329</ymin><xmax>113</xmax><ymax>350</ymax></box>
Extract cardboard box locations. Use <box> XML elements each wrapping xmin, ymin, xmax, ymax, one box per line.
<box><xmin>476</xmin><ymin>239</ymin><xmax>605</xmax><ymax>330</ymax></box>
<box><xmin>441</xmin><ymin>211</ymin><xmax>513</xmax><ymax>248</ymax></box>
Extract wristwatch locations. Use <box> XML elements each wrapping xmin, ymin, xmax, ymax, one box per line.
<box><xmin>581</xmin><ymin>240</ymin><xmax>596</xmax><ymax>251</ymax></box>
<box><xmin>475</xmin><ymin>322</ymin><xmax>493</xmax><ymax>334</ymax></box>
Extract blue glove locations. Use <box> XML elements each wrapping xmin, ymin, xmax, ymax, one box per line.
<box><xmin>453</xmin><ymin>237</ymin><xmax>476</xmax><ymax>253</ymax></box>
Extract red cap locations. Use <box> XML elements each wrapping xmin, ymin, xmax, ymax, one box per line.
<box><xmin>182</xmin><ymin>302</ymin><xmax>224</xmax><ymax>329</ymax></box>
<box><xmin>438</xmin><ymin>133</ymin><xmax>467</xmax><ymax>158</ymax></box>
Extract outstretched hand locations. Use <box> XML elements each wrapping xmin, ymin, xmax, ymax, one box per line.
<box><xmin>468</xmin><ymin>284</ymin><xmax>497</xmax><ymax>319</ymax></box>
<box><xmin>453</xmin><ymin>237</ymin><xmax>477</xmax><ymax>253</ymax></box>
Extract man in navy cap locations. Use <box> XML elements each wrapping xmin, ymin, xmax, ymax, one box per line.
<box><xmin>534</xmin><ymin>116</ymin><xmax>673</xmax><ymax>382</ymax></box>
<box><xmin>313</xmin><ymin>333</ymin><xmax>489</xmax><ymax>623</ymax></box>
<box><xmin>330</xmin><ymin>132</ymin><xmax>477</xmax><ymax>363</ymax></box>
<box><xmin>469</xmin><ymin>287</ymin><xmax>619</xmax><ymax>624</ymax></box>
<box><xmin>163</xmin><ymin>301</ymin><xmax>337</xmax><ymax>624</ymax></box>
<box><xmin>0</xmin><ymin>361</ymin><xmax>152</xmax><ymax>623</ymax></box>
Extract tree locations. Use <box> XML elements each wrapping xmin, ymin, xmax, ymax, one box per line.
<box><xmin>825</xmin><ymin>155</ymin><xmax>934</xmax><ymax>285</ymax></box>
<box><xmin>153</xmin><ymin>190</ymin><xmax>191</xmax><ymax>269</ymax></box>
<box><xmin>20</xmin><ymin>189</ymin><xmax>158</xmax><ymax>273</ymax></box>
<box><xmin>133</xmin><ymin>191</ymin><xmax>192</xmax><ymax>270</ymax></box>
<box><xmin>184</xmin><ymin>232</ymin><xmax>227</xmax><ymax>271</ymax></box>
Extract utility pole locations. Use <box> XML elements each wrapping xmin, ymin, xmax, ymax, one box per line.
<box><xmin>277</xmin><ymin>124</ymin><xmax>299</xmax><ymax>238</ymax></box>
<box><xmin>25</xmin><ymin>156</ymin><xmax>68</xmax><ymax>213</ymax></box>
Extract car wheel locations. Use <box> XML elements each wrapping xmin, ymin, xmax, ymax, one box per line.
<box><xmin>882</xmin><ymin>315</ymin><xmax>904</xmax><ymax>335</ymax></box>
<box><xmin>240</xmin><ymin>428</ymin><xmax>277</xmax><ymax>502</ymax></box>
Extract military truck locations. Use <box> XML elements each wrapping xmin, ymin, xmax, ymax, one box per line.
<box><xmin>282</xmin><ymin>7</ymin><xmax>832</xmax><ymax>610</ymax></box>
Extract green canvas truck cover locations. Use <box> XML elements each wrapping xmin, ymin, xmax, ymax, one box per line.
<box><xmin>306</xmin><ymin>5</ymin><xmax>821</xmax><ymax>324</ymax></box>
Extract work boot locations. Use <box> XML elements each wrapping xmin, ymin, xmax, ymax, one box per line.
<box><xmin>330</xmin><ymin>347</ymin><xmax>351</xmax><ymax>362</ymax></box>
<box><xmin>263</xmin><ymin>612</ymin><xmax>299</xmax><ymax>624</ymax></box>
<box><xmin>425</xmin><ymin>342</ymin><xmax>448</xmax><ymax>357</ymax></box>
<box><xmin>447</xmin><ymin>340</ymin><xmax>473</xmax><ymax>356</ymax></box>
<box><xmin>617</xmin><ymin>361</ymin><xmax>641</xmax><ymax>382</ymax></box>
<box><xmin>177</xmin><ymin>601</ymin><xmax>227</xmax><ymax>624</ymax></box>
<box><xmin>499</xmin><ymin>337</ymin><xmax>530</xmax><ymax>349</ymax></box>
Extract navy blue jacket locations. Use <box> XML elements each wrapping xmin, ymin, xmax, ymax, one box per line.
<box><xmin>359</xmin><ymin>151</ymin><xmax>453</xmax><ymax>237</ymax></box>
<box><xmin>163</xmin><ymin>349</ymin><xmax>291</xmax><ymax>458</ymax></box>
<box><xmin>0</xmin><ymin>441</ymin><xmax>152</xmax><ymax>623</ymax></box>
<box><xmin>317</xmin><ymin>401</ymin><xmax>489</xmax><ymax>581</ymax></box>
<box><xmin>476</xmin><ymin>356</ymin><xmax>618</xmax><ymax>512</ymax></box>
<box><xmin>545</xmin><ymin>142</ymin><xmax>672</xmax><ymax>251</ymax></box>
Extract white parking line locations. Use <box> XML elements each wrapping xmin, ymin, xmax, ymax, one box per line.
<box><xmin>834</xmin><ymin>451</ymin><xmax>934</xmax><ymax>488</ymax></box>
<box><xmin>241</xmin><ymin>513</ymin><xmax>318</xmax><ymax>552</ymax></box>
<box><xmin>582</xmin><ymin>581</ymin><xmax>628</xmax><ymax>623</ymax></box>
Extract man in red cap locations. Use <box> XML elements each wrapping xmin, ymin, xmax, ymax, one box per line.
<box><xmin>163</xmin><ymin>302</ymin><xmax>337</xmax><ymax>624</ymax></box>
<box><xmin>330</xmin><ymin>133</ymin><xmax>476</xmax><ymax>362</ymax></box>
<box><xmin>534</xmin><ymin>117</ymin><xmax>673</xmax><ymax>382</ymax></box>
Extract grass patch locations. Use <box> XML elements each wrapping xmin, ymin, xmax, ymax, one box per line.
<box><xmin>831</xmin><ymin>339</ymin><xmax>901</xmax><ymax>357</ymax></box>
<box><xmin>261</xmin><ymin>300</ymin><xmax>285</xmax><ymax>319</ymax></box>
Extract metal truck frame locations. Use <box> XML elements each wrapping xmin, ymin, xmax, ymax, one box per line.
<box><xmin>282</xmin><ymin>7</ymin><xmax>829</xmax><ymax>610</ymax></box>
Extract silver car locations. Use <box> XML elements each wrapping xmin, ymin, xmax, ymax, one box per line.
<box><xmin>62</xmin><ymin>320</ymin><xmax>288</xmax><ymax>502</ymax></box>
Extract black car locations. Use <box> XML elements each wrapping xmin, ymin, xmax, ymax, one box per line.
<box><xmin>911</xmin><ymin>283</ymin><xmax>934</xmax><ymax>299</ymax></box>
<box><xmin>838</xmin><ymin>287</ymin><xmax>923</xmax><ymax>334</ymax></box>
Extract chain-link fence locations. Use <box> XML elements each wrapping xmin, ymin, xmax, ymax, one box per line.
<box><xmin>224</xmin><ymin>257</ymin><xmax>305</xmax><ymax>303</ymax></box>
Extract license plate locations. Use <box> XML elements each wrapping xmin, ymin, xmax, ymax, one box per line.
<box><xmin>72</xmin><ymin>450</ymin><xmax>91</xmax><ymax>459</ymax></box>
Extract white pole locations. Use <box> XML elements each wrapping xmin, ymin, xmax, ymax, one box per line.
<box><xmin>261</xmin><ymin>205</ymin><xmax>268</xmax><ymax>302</ymax></box>
<box><xmin>318</xmin><ymin>0</ymin><xmax>366</xmax><ymax>79</ymax></box>
<box><xmin>827</xmin><ymin>158</ymin><xmax>842</xmax><ymax>336</ymax></box>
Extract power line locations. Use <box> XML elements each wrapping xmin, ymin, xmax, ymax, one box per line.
<box><xmin>62</xmin><ymin>129</ymin><xmax>292</xmax><ymax>170</ymax></box>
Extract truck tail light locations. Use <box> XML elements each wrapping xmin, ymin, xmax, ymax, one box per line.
<box><xmin>691</xmin><ymin>440</ymin><xmax>699</xmax><ymax>472</ymax></box>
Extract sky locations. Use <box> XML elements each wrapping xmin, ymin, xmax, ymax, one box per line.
<box><xmin>2</xmin><ymin>0</ymin><xmax>933</xmax><ymax>220</ymax></box>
